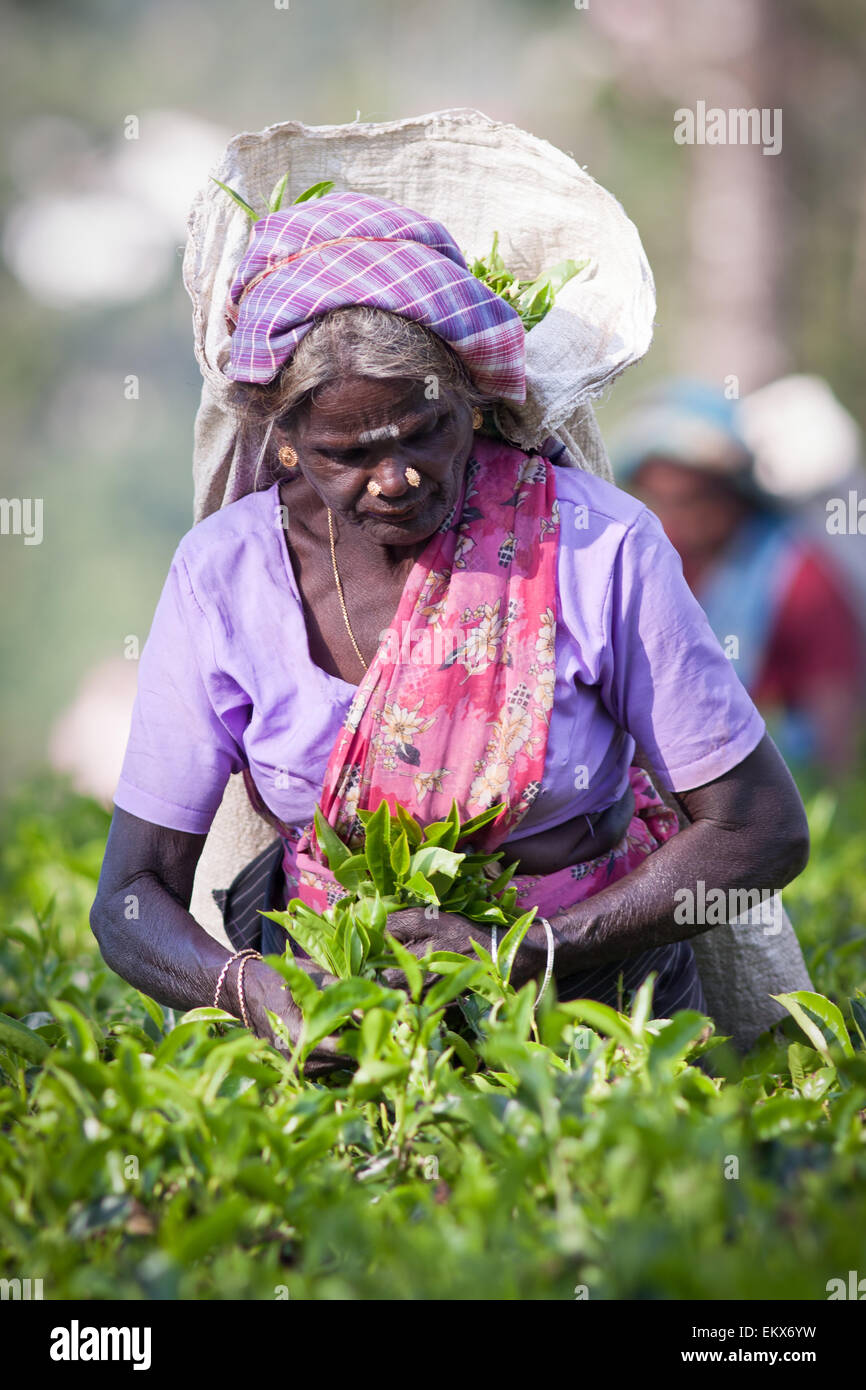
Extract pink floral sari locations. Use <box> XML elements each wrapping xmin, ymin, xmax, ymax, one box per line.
<box><xmin>247</xmin><ymin>437</ymin><xmax>679</xmax><ymax>922</ymax></box>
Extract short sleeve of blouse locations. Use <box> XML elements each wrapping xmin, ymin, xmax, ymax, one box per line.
<box><xmin>598</xmin><ymin>505</ymin><xmax>766</xmax><ymax>791</ymax></box>
<box><xmin>113</xmin><ymin>548</ymin><xmax>248</xmax><ymax>833</ymax></box>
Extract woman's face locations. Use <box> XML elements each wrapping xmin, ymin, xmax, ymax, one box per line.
<box><xmin>283</xmin><ymin>374</ymin><xmax>476</xmax><ymax>547</ymax></box>
<box><xmin>631</xmin><ymin>456</ymin><xmax>747</xmax><ymax>560</ymax></box>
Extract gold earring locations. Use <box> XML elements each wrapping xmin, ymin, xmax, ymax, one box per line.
<box><xmin>405</xmin><ymin>467</ymin><xmax>421</xmax><ymax>488</ymax></box>
<box><xmin>472</xmin><ymin>409</ymin><xmax>484</xmax><ymax>430</ymax></box>
<box><xmin>278</xmin><ymin>444</ymin><xmax>298</xmax><ymax>470</ymax></box>
<box><xmin>367</xmin><ymin>479</ymin><xmax>383</xmax><ymax>497</ymax></box>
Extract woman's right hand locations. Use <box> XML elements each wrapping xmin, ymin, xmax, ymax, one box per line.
<box><xmin>242</xmin><ymin>958</ymin><xmax>347</xmax><ymax>1078</ymax></box>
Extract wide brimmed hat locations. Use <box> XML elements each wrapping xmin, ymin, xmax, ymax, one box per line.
<box><xmin>183</xmin><ymin>108</ymin><xmax>657</xmax><ymax>521</ymax></box>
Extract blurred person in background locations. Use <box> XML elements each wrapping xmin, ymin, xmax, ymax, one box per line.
<box><xmin>612</xmin><ymin>380</ymin><xmax>865</xmax><ymax>776</ymax></box>
<box><xmin>738</xmin><ymin>374</ymin><xmax>866</xmax><ymax>637</ymax></box>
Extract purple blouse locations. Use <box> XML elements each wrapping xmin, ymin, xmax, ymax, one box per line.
<box><xmin>113</xmin><ymin>466</ymin><xmax>766</xmax><ymax>843</ymax></box>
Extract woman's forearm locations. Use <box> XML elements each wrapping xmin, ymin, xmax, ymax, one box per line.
<box><xmin>515</xmin><ymin>735</ymin><xmax>811</xmax><ymax>984</ymax></box>
<box><xmin>90</xmin><ymin>873</ymin><xmax>331</xmax><ymax>1020</ymax></box>
<box><xmin>520</xmin><ymin>809</ymin><xmax>808</xmax><ymax>983</ymax></box>
<box><xmin>91</xmin><ymin>871</ymin><xmax>255</xmax><ymax>1016</ymax></box>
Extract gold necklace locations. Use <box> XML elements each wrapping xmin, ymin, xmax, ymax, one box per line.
<box><xmin>327</xmin><ymin>509</ymin><xmax>369</xmax><ymax>673</ymax></box>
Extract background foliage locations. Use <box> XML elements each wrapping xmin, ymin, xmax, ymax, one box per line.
<box><xmin>1</xmin><ymin>0</ymin><xmax>865</xmax><ymax>782</ymax></box>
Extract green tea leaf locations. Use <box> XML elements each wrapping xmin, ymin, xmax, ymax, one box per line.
<box><xmin>268</xmin><ymin>171</ymin><xmax>290</xmax><ymax>212</ymax></box>
<box><xmin>461</xmin><ymin>900</ymin><xmax>508</xmax><ymax>926</ymax></box>
<box><xmin>409</xmin><ymin>846</ymin><xmax>464</xmax><ymax>884</ymax></box>
<box><xmin>848</xmin><ymin>996</ymin><xmax>866</xmax><ymax>1050</ymax></box>
<box><xmin>425</xmin><ymin>962</ymin><xmax>483</xmax><ymax>1012</ymax></box>
<box><xmin>383</xmin><ymin>932</ymin><xmax>423</xmax><ymax>1002</ymax></box>
<box><xmin>364</xmin><ymin>801</ymin><xmax>393</xmax><ymax>894</ymax></box>
<box><xmin>469</xmin><ymin>936</ymin><xmax>497</xmax><ymax>972</ymax></box>
<box><xmin>274</xmin><ymin>910</ymin><xmax>336</xmax><ymax>973</ymax></box>
<box><xmin>426</xmin><ymin>950</ymin><xmax>477</xmax><ymax>974</ymax></box>
<box><xmin>496</xmin><ymin>909</ymin><xmax>535</xmax><ymax>984</ymax></box>
<box><xmin>263</xmin><ymin>952</ymin><xmax>321</xmax><ymax>1015</ymax></box>
<box><xmin>442</xmin><ymin>1029</ymin><xmax>478</xmax><ymax>1073</ymax></box>
<box><xmin>458</xmin><ymin>804</ymin><xmax>506</xmax><ymax>838</ymax></box>
<box><xmin>0</xmin><ymin>1010</ymin><xmax>50</xmax><ymax>1064</ymax></box>
<box><xmin>292</xmin><ymin>179</ymin><xmax>335</xmax><ymax>203</ymax></box>
<box><xmin>629</xmin><ymin>973</ymin><xmax>657</xmax><ymax>1040</ymax></box>
<box><xmin>487</xmin><ymin>859</ymin><xmax>518</xmax><ymax>895</ymax></box>
<box><xmin>403</xmin><ymin>871</ymin><xmax>439</xmax><ymax>904</ymax></box>
<box><xmin>359</xmin><ymin>1006</ymin><xmax>393</xmax><ymax>1060</ymax></box>
<box><xmin>135</xmin><ymin>991</ymin><xmax>166</xmax><ymax>1035</ymax></box>
<box><xmin>557</xmin><ymin>999</ymin><xmax>635</xmax><ymax>1050</ymax></box>
<box><xmin>396</xmin><ymin>804</ymin><xmax>423</xmax><ymax>848</ymax></box>
<box><xmin>772</xmin><ymin>990</ymin><xmax>854</xmax><ymax>1062</ymax></box>
<box><xmin>390</xmin><ymin>830</ymin><xmax>411</xmax><ymax>881</ymax></box>
<box><xmin>787</xmin><ymin>1042</ymin><xmax>819</xmax><ymax>1090</ymax></box>
<box><xmin>210</xmin><ymin>177</ymin><xmax>257</xmax><ymax>220</ymax></box>
<box><xmin>314</xmin><ymin>808</ymin><xmax>353</xmax><ymax>870</ymax></box>
<box><xmin>422</xmin><ymin>802</ymin><xmax>461</xmax><ymax>850</ymax></box>
<box><xmin>801</xmin><ymin>1066</ymin><xmax>836</xmax><ymax>1101</ymax></box>
<box><xmin>331</xmin><ymin>915</ymin><xmax>353</xmax><ymax>979</ymax></box>
<box><xmin>648</xmin><ymin>1011</ymin><xmax>708</xmax><ymax>1074</ymax></box>
<box><xmin>179</xmin><ymin>1007</ymin><xmax>235</xmax><ymax>1024</ymax></box>
<box><xmin>303</xmin><ymin>979</ymin><xmax>397</xmax><ymax>1051</ymax></box>
<box><xmin>333</xmin><ymin>854</ymin><xmax>371</xmax><ymax>892</ymax></box>
<box><xmin>752</xmin><ymin>1093</ymin><xmax>823</xmax><ymax>1139</ymax></box>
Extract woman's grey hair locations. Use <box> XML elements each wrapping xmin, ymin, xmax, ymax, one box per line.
<box><xmin>227</xmin><ymin>306</ymin><xmax>495</xmax><ymax>480</ymax></box>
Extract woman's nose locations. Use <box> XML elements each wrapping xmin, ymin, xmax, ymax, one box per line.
<box><xmin>370</xmin><ymin>456</ymin><xmax>412</xmax><ymax>497</ymax></box>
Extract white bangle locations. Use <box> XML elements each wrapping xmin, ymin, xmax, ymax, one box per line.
<box><xmin>536</xmin><ymin>917</ymin><xmax>555</xmax><ymax>1006</ymax></box>
<box><xmin>491</xmin><ymin>916</ymin><xmax>555</xmax><ymax>1005</ymax></box>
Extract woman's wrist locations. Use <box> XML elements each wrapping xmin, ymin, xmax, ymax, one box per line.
<box><xmin>218</xmin><ymin>955</ymin><xmax>277</xmax><ymax>1033</ymax></box>
<box><xmin>513</xmin><ymin>908</ymin><xmax>595</xmax><ymax>989</ymax></box>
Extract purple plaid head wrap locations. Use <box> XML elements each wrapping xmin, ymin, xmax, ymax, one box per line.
<box><xmin>224</xmin><ymin>191</ymin><xmax>526</xmax><ymax>401</ymax></box>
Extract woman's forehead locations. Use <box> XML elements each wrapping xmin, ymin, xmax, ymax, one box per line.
<box><xmin>303</xmin><ymin>376</ymin><xmax>438</xmax><ymax>439</ymax></box>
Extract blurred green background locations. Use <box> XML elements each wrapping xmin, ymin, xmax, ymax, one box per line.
<box><xmin>1</xmin><ymin>0</ymin><xmax>864</xmax><ymax>793</ymax></box>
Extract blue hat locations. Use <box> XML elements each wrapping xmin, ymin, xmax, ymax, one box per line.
<box><xmin>610</xmin><ymin>379</ymin><xmax>754</xmax><ymax>484</ymax></box>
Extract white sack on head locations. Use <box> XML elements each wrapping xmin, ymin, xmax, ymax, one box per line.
<box><xmin>183</xmin><ymin>107</ymin><xmax>659</xmax><ymax>520</ymax></box>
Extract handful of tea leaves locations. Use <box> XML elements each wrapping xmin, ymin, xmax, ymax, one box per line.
<box><xmin>468</xmin><ymin>231</ymin><xmax>590</xmax><ymax>330</ymax></box>
<box><xmin>262</xmin><ymin>799</ymin><xmax>536</xmax><ymax>985</ymax></box>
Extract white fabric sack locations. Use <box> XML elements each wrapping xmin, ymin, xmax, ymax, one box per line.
<box><xmin>184</xmin><ymin>108</ymin><xmax>812</xmax><ymax>1049</ymax></box>
<box><xmin>183</xmin><ymin>106</ymin><xmax>656</xmax><ymax>518</ymax></box>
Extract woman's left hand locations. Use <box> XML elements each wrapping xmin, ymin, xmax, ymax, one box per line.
<box><xmin>383</xmin><ymin>906</ymin><xmax>544</xmax><ymax>993</ymax></box>
<box><xmin>386</xmin><ymin>906</ymin><xmax>478</xmax><ymax>953</ymax></box>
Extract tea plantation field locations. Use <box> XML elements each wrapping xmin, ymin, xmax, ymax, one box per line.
<box><xmin>1</xmin><ymin>771</ymin><xmax>864</xmax><ymax>1301</ymax></box>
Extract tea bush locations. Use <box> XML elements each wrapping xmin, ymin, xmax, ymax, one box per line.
<box><xmin>1</xmin><ymin>772</ymin><xmax>864</xmax><ymax>1300</ymax></box>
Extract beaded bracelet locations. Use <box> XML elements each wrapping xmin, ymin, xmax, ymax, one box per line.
<box><xmin>214</xmin><ymin>948</ymin><xmax>262</xmax><ymax>1012</ymax></box>
<box><xmin>236</xmin><ymin>951</ymin><xmax>262</xmax><ymax>1030</ymax></box>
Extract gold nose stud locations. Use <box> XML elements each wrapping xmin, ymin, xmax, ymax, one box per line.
<box><xmin>405</xmin><ymin>467</ymin><xmax>421</xmax><ymax>488</ymax></box>
<box><xmin>367</xmin><ymin>479</ymin><xmax>383</xmax><ymax>496</ymax></box>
